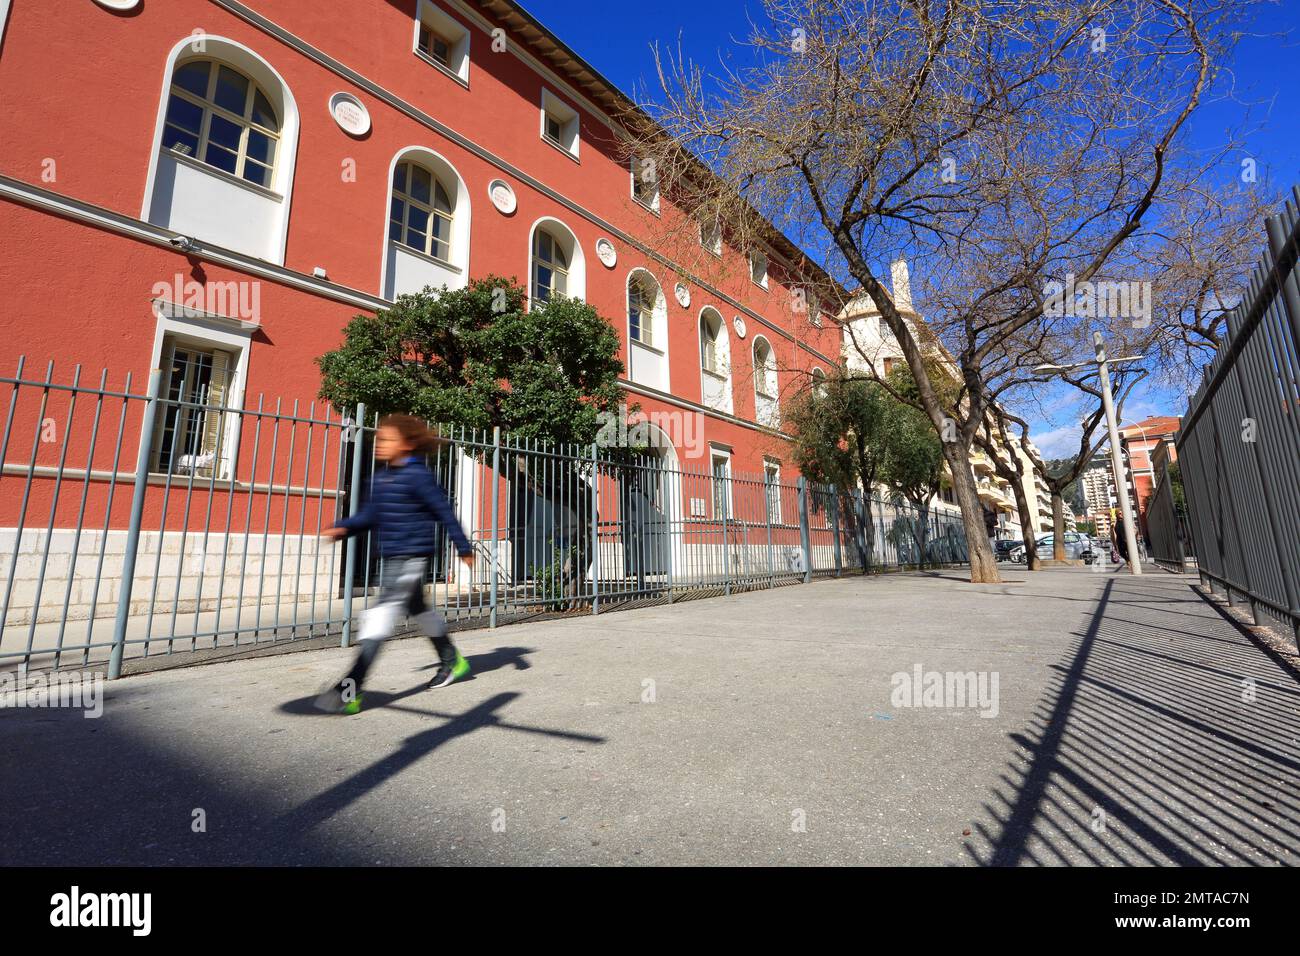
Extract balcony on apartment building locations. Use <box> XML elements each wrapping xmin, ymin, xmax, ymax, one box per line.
<box><xmin>970</xmin><ymin>451</ymin><xmax>998</xmax><ymax>476</ymax></box>
<box><xmin>976</xmin><ymin>476</ymin><xmax>1014</xmax><ymax>511</ymax></box>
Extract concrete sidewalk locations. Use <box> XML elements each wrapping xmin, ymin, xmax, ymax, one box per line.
<box><xmin>1</xmin><ymin>567</ymin><xmax>1297</xmax><ymax>865</ymax></box>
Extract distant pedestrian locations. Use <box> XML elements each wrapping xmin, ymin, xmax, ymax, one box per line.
<box><xmin>1113</xmin><ymin>518</ymin><xmax>1130</xmax><ymax>566</ymax></box>
<box><xmin>318</xmin><ymin>414</ymin><xmax>475</xmax><ymax>715</ymax></box>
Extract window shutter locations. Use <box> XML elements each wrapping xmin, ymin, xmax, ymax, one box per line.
<box><xmin>199</xmin><ymin>349</ymin><xmax>235</xmax><ymax>476</ymax></box>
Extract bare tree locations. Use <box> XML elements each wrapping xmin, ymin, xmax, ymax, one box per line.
<box><xmin>1136</xmin><ymin>178</ymin><xmax>1280</xmax><ymax>390</ymax></box>
<box><xmin>628</xmin><ymin>0</ymin><xmax>1241</xmax><ymax>582</ymax></box>
<box><xmin>992</xmin><ymin>362</ymin><xmax>1147</xmax><ymax>560</ymax></box>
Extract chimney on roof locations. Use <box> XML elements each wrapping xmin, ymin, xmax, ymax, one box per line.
<box><xmin>890</xmin><ymin>258</ymin><xmax>913</xmax><ymax>313</ymax></box>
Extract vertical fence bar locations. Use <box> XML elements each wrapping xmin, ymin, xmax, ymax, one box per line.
<box><xmin>830</xmin><ymin>486</ymin><xmax>843</xmax><ymax>577</ymax></box>
<box><xmin>590</xmin><ymin>443</ymin><xmax>600</xmax><ymax>615</ymax></box>
<box><xmin>1</xmin><ymin>361</ymin><xmax>54</xmax><ymax>664</ymax></box>
<box><xmin>341</xmin><ymin>402</ymin><xmax>365</xmax><ymax>647</ymax></box>
<box><xmin>53</xmin><ymin>370</ymin><xmax>107</xmax><ymax>668</ymax></box>
<box><xmin>108</xmin><ymin>368</ymin><xmax>162</xmax><ymax>679</ymax></box>
<box><xmin>82</xmin><ymin>371</ymin><xmax>133</xmax><ymax>666</ymax></box>
<box><xmin>489</xmin><ymin>425</ymin><xmax>500</xmax><ymax>627</ymax></box>
<box><xmin>797</xmin><ymin>476</ymin><xmax>812</xmax><ymax>585</ymax></box>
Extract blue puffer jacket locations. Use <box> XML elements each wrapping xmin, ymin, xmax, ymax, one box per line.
<box><xmin>338</xmin><ymin>457</ymin><xmax>473</xmax><ymax>558</ymax></box>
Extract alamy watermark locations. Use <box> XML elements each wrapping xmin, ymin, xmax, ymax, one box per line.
<box><xmin>50</xmin><ymin>886</ymin><xmax>150</xmax><ymax>936</ymax></box>
<box><xmin>0</xmin><ymin>669</ymin><xmax>104</xmax><ymax>718</ymax></box>
<box><xmin>1043</xmin><ymin>273</ymin><xmax>1151</xmax><ymax>328</ymax></box>
<box><xmin>152</xmin><ymin>274</ymin><xmax>262</xmax><ymax>325</ymax></box>
<box><xmin>890</xmin><ymin>664</ymin><xmax>1000</xmax><ymax>718</ymax></box>
<box><xmin>595</xmin><ymin>403</ymin><xmax>704</xmax><ymax>460</ymax></box>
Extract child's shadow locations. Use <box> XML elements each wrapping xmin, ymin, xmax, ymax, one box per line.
<box><xmin>416</xmin><ymin>645</ymin><xmax>534</xmax><ymax>675</ymax></box>
<box><xmin>278</xmin><ymin>646</ymin><xmax>535</xmax><ymax>717</ymax></box>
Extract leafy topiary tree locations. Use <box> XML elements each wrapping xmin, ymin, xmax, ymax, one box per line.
<box><xmin>784</xmin><ymin>367</ymin><xmax>889</xmax><ymax>568</ymax></box>
<box><xmin>317</xmin><ymin>277</ymin><xmax>627</xmax><ymax>600</ymax></box>
<box><xmin>317</xmin><ymin>276</ymin><xmax>624</xmax><ymax>444</ymax></box>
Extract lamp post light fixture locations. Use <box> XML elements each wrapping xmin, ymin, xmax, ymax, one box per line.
<box><xmin>1033</xmin><ymin>332</ymin><xmax>1145</xmax><ymax>575</ymax></box>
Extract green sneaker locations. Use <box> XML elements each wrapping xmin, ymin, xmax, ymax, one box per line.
<box><xmin>429</xmin><ymin>653</ymin><xmax>470</xmax><ymax>688</ymax></box>
<box><xmin>452</xmin><ymin>652</ymin><xmax>471</xmax><ymax>681</ymax></box>
<box><xmin>342</xmin><ymin>693</ymin><xmax>363</xmax><ymax>715</ymax></box>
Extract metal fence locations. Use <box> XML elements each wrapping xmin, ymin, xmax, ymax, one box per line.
<box><xmin>1174</xmin><ymin>188</ymin><xmax>1300</xmax><ymax>642</ymax></box>
<box><xmin>1146</xmin><ymin>460</ymin><xmax>1194</xmax><ymax>572</ymax></box>
<box><xmin>0</xmin><ymin>358</ymin><xmax>968</xmax><ymax>676</ymax></box>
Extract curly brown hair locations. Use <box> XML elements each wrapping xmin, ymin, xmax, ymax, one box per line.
<box><xmin>377</xmin><ymin>414</ymin><xmax>446</xmax><ymax>455</ymax></box>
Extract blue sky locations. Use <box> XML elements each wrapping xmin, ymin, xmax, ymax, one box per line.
<box><xmin>521</xmin><ymin>0</ymin><xmax>1300</xmax><ymax>456</ymax></box>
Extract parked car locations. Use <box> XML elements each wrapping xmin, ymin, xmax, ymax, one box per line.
<box><xmin>994</xmin><ymin>538</ymin><xmax>1026</xmax><ymax>561</ymax></box>
<box><xmin>1010</xmin><ymin>533</ymin><xmax>1096</xmax><ymax>564</ymax></box>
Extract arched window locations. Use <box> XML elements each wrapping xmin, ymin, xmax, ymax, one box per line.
<box><xmin>390</xmin><ymin>161</ymin><xmax>454</xmax><ymax>262</ymax></box>
<box><xmin>625</xmin><ymin>269</ymin><xmax>669</xmax><ymax>390</ymax></box>
<box><xmin>811</xmin><ymin>366</ymin><xmax>828</xmax><ymax>398</ymax></box>
<box><xmin>700</xmin><ymin>312</ymin><xmax>721</xmax><ymax>374</ymax></box>
<box><xmin>382</xmin><ymin>147</ymin><xmax>470</xmax><ymax>298</ymax></box>
<box><xmin>531</xmin><ymin>228</ymin><xmax>570</xmax><ymax>304</ymax></box>
<box><xmin>698</xmin><ymin>307</ymin><xmax>732</xmax><ymax>414</ymax></box>
<box><xmin>145</xmin><ymin>36</ymin><xmax>299</xmax><ymax>265</ymax></box>
<box><xmin>753</xmin><ymin>337</ymin><xmax>779</xmax><ymax>427</ymax></box>
<box><xmin>164</xmin><ymin>59</ymin><xmax>280</xmax><ymax>189</ymax></box>
<box><xmin>628</xmin><ymin>274</ymin><xmax>657</xmax><ymax>348</ymax></box>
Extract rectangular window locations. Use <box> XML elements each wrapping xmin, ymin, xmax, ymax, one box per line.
<box><xmin>414</xmin><ymin>2</ymin><xmax>471</xmax><ymax>84</ymax></box>
<box><xmin>418</xmin><ymin>24</ymin><xmax>452</xmax><ymax>66</ymax></box>
<box><xmin>631</xmin><ymin>157</ymin><xmax>660</xmax><ymax>211</ymax></box>
<box><xmin>711</xmin><ymin>452</ymin><xmax>731</xmax><ymax>519</ymax></box>
<box><xmin>151</xmin><ymin>338</ymin><xmax>237</xmax><ymax>479</ymax></box>
<box><xmin>540</xmin><ymin>89</ymin><xmax>580</xmax><ymax>158</ymax></box>
<box><xmin>750</xmin><ymin>251</ymin><xmax>768</xmax><ymax>288</ymax></box>
<box><xmin>544</xmin><ymin>113</ymin><xmax>563</xmax><ymax>144</ymax></box>
<box><xmin>700</xmin><ymin>221</ymin><xmax>722</xmax><ymax>256</ymax></box>
<box><xmin>764</xmin><ymin>461</ymin><xmax>782</xmax><ymax>523</ymax></box>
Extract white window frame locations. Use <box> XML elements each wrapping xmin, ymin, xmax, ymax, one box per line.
<box><xmin>539</xmin><ymin>88</ymin><xmax>580</xmax><ymax>160</ymax></box>
<box><xmin>141</xmin><ymin>35</ymin><xmax>300</xmax><ymax>267</ymax></box>
<box><xmin>525</xmin><ymin>217</ymin><xmax>585</xmax><ymax>307</ymax></box>
<box><xmin>700</xmin><ymin>312</ymin><xmax>722</xmax><ymax>376</ymax></box>
<box><xmin>390</xmin><ymin>160</ymin><xmax>456</xmax><ymax>264</ymax></box>
<box><xmin>710</xmin><ymin>447</ymin><xmax>733</xmax><ymax>520</ymax></box>
<box><xmin>628</xmin><ymin>272</ymin><xmax>658</xmax><ymax>349</ymax></box>
<box><xmin>531</xmin><ymin>227</ymin><xmax>570</xmax><ymax>304</ymax></box>
<box><xmin>763</xmin><ymin>459</ymin><xmax>783</xmax><ymax>524</ymax></box>
<box><xmin>749</xmin><ymin>251</ymin><xmax>769</xmax><ymax>290</ymax></box>
<box><xmin>162</xmin><ymin>59</ymin><xmax>281</xmax><ymax>191</ymax></box>
<box><xmin>146</xmin><ymin>303</ymin><xmax>254</xmax><ymax>481</ymax></box>
<box><xmin>630</xmin><ymin>156</ymin><xmax>660</xmax><ymax>213</ymax></box>
<box><xmin>753</xmin><ymin>337</ymin><xmax>777</xmax><ymax>401</ymax></box>
<box><xmin>413</xmin><ymin>0</ymin><xmax>471</xmax><ymax>86</ymax></box>
<box><xmin>699</xmin><ymin>220</ymin><xmax>722</xmax><ymax>257</ymax></box>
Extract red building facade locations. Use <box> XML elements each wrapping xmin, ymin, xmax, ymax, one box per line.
<box><xmin>1120</xmin><ymin>415</ymin><xmax>1182</xmax><ymax>541</ymax></box>
<box><xmin>0</xmin><ymin>0</ymin><xmax>841</xmax><ymax>478</ymax></box>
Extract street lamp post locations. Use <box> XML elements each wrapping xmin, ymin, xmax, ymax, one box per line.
<box><xmin>1033</xmin><ymin>331</ymin><xmax>1144</xmax><ymax>576</ymax></box>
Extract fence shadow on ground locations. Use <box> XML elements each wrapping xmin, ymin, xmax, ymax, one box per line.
<box><xmin>970</xmin><ymin>574</ymin><xmax>1300</xmax><ymax>866</ymax></box>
